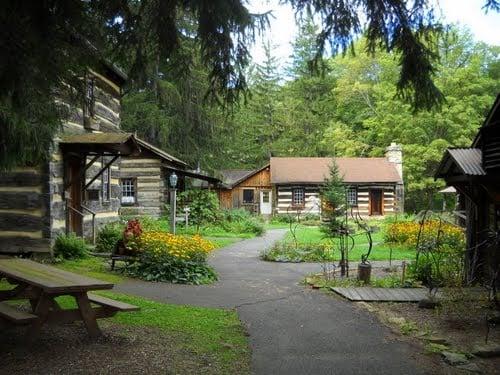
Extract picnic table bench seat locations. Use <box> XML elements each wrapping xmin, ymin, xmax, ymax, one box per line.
<box><xmin>0</xmin><ymin>302</ymin><xmax>37</xmax><ymax>325</ymax></box>
<box><xmin>88</xmin><ymin>294</ymin><xmax>140</xmax><ymax>312</ymax></box>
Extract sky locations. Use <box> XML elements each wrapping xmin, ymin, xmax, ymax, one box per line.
<box><xmin>248</xmin><ymin>0</ymin><xmax>500</xmax><ymax>66</ymax></box>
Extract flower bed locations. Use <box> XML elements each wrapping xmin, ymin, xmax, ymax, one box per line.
<box><xmin>384</xmin><ymin>220</ymin><xmax>465</xmax><ymax>249</ymax></box>
<box><xmin>126</xmin><ymin>230</ymin><xmax>217</xmax><ymax>284</ymax></box>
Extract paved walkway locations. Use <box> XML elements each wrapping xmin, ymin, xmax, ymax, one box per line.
<box><xmin>116</xmin><ymin>230</ymin><xmax>438</xmax><ymax>375</ymax></box>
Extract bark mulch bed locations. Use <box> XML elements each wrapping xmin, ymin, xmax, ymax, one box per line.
<box><xmin>0</xmin><ymin>322</ymin><xmax>237</xmax><ymax>375</ymax></box>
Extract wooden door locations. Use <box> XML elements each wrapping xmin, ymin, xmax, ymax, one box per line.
<box><xmin>67</xmin><ymin>157</ymin><xmax>83</xmax><ymax>235</ymax></box>
<box><xmin>369</xmin><ymin>189</ymin><xmax>383</xmax><ymax>216</ymax></box>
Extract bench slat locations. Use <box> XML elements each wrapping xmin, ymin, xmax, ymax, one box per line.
<box><xmin>0</xmin><ymin>302</ymin><xmax>37</xmax><ymax>324</ymax></box>
<box><xmin>88</xmin><ymin>294</ymin><xmax>140</xmax><ymax>312</ymax></box>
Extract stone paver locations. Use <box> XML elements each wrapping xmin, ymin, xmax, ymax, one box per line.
<box><xmin>116</xmin><ymin>229</ymin><xmax>440</xmax><ymax>375</ymax></box>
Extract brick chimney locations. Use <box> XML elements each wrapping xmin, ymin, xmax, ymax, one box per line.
<box><xmin>385</xmin><ymin>142</ymin><xmax>403</xmax><ymax>180</ymax></box>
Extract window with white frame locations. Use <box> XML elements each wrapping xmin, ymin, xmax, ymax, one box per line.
<box><xmin>121</xmin><ymin>178</ymin><xmax>136</xmax><ymax>204</ymax></box>
<box><xmin>292</xmin><ymin>188</ymin><xmax>305</xmax><ymax>207</ymax></box>
<box><xmin>101</xmin><ymin>157</ymin><xmax>110</xmax><ymax>202</ymax></box>
<box><xmin>347</xmin><ymin>187</ymin><xmax>358</xmax><ymax>206</ymax></box>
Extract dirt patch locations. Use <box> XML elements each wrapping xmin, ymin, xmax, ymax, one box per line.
<box><xmin>359</xmin><ymin>301</ymin><xmax>500</xmax><ymax>374</ymax></box>
<box><xmin>0</xmin><ymin>322</ymin><xmax>241</xmax><ymax>375</ymax></box>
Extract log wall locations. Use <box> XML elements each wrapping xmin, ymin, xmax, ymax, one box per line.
<box><xmin>0</xmin><ymin>167</ymin><xmax>51</xmax><ymax>253</ymax></box>
<box><xmin>0</xmin><ymin>70</ymin><xmax>124</xmax><ymax>254</ymax></box>
<box><xmin>119</xmin><ymin>157</ymin><xmax>165</xmax><ymax>218</ymax></box>
<box><xmin>275</xmin><ymin>183</ymin><xmax>402</xmax><ymax>217</ymax></box>
<box><xmin>275</xmin><ymin>185</ymin><xmax>321</xmax><ymax>215</ymax></box>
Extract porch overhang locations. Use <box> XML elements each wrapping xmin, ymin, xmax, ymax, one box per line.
<box><xmin>59</xmin><ymin>133</ymin><xmax>141</xmax><ymax>156</ymax></box>
<box><xmin>162</xmin><ymin>164</ymin><xmax>221</xmax><ymax>185</ymax></box>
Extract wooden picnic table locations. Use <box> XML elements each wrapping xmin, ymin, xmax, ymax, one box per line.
<box><xmin>0</xmin><ymin>258</ymin><xmax>138</xmax><ymax>339</ymax></box>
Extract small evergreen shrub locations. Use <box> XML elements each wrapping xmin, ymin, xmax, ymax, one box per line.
<box><xmin>217</xmin><ymin>209</ymin><xmax>265</xmax><ymax>236</ymax></box>
<box><xmin>95</xmin><ymin>222</ymin><xmax>124</xmax><ymax>253</ymax></box>
<box><xmin>53</xmin><ymin>233</ymin><xmax>89</xmax><ymax>259</ymax></box>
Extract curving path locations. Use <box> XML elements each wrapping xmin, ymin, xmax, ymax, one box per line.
<box><xmin>116</xmin><ymin>229</ymin><xmax>439</xmax><ymax>374</ymax></box>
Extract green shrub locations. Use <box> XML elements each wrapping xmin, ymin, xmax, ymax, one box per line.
<box><xmin>137</xmin><ymin>216</ymin><xmax>163</xmax><ymax>232</ymax></box>
<box><xmin>53</xmin><ymin>233</ymin><xmax>89</xmax><ymax>259</ymax></box>
<box><xmin>408</xmin><ymin>244</ymin><xmax>464</xmax><ymax>287</ymax></box>
<box><xmin>126</xmin><ymin>251</ymin><xmax>217</xmax><ymax>284</ymax></box>
<box><xmin>270</xmin><ymin>215</ymin><xmax>294</xmax><ymax>224</ymax></box>
<box><xmin>218</xmin><ymin>209</ymin><xmax>265</xmax><ymax>236</ymax></box>
<box><xmin>178</xmin><ymin>189</ymin><xmax>219</xmax><ymax>227</ymax></box>
<box><xmin>96</xmin><ymin>222</ymin><xmax>123</xmax><ymax>253</ymax></box>
<box><xmin>261</xmin><ymin>241</ymin><xmax>333</xmax><ymax>262</ymax></box>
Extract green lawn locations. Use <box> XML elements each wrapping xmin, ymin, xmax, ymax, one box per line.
<box><xmin>157</xmin><ymin>219</ymin><xmax>257</xmax><ymax>239</ymax></box>
<box><xmin>284</xmin><ymin>225</ymin><xmax>415</xmax><ymax>261</ymax></box>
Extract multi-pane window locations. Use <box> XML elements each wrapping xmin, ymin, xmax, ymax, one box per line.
<box><xmin>243</xmin><ymin>189</ymin><xmax>254</xmax><ymax>204</ymax></box>
<box><xmin>121</xmin><ymin>178</ymin><xmax>136</xmax><ymax>204</ymax></box>
<box><xmin>101</xmin><ymin>157</ymin><xmax>110</xmax><ymax>202</ymax></box>
<box><xmin>347</xmin><ymin>187</ymin><xmax>358</xmax><ymax>206</ymax></box>
<box><xmin>262</xmin><ymin>191</ymin><xmax>270</xmax><ymax>203</ymax></box>
<box><xmin>84</xmin><ymin>75</ymin><xmax>95</xmax><ymax>117</ymax></box>
<box><xmin>292</xmin><ymin>188</ymin><xmax>305</xmax><ymax>206</ymax></box>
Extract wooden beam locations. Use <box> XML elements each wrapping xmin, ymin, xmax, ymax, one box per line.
<box><xmin>84</xmin><ymin>155</ymin><xmax>118</xmax><ymax>190</ymax></box>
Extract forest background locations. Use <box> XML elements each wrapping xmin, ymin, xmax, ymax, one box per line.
<box><xmin>121</xmin><ymin>18</ymin><xmax>500</xmax><ymax>212</ymax></box>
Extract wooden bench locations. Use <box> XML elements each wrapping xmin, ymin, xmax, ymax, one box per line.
<box><xmin>110</xmin><ymin>240</ymin><xmax>138</xmax><ymax>270</ymax></box>
<box><xmin>88</xmin><ymin>294</ymin><xmax>140</xmax><ymax>312</ymax></box>
<box><xmin>0</xmin><ymin>302</ymin><xmax>37</xmax><ymax>325</ymax></box>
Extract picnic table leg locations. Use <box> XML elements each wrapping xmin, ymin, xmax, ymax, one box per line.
<box><xmin>26</xmin><ymin>292</ymin><xmax>53</xmax><ymax>342</ymax></box>
<box><xmin>74</xmin><ymin>292</ymin><xmax>101</xmax><ymax>338</ymax></box>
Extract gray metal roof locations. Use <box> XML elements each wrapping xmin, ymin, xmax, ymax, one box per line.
<box><xmin>448</xmin><ymin>148</ymin><xmax>486</xmax><ymax>176</ymax></box>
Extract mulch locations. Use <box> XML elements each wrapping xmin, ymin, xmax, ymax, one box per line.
<box><xmin>0</xmin><ymin>322</ymin><xmax>214</xmax><ymax>375</ymax></box>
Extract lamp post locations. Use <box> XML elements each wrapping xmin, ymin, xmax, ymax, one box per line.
<box><xmin>169</xmin><ymin>172</ymin><xmax>178</xmax><ymax>234</ymax></box>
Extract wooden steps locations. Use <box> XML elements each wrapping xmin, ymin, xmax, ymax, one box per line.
<box><xmin>0</xmin><ymin>302</ymin><xmax>37</xmax><ymax>324</ymax></box>
<box><xmin>331</xmin><ymin>287</ymin><xmax>428</xmax><ymax>302</ymax></box>
<box><xmin>88</xmin><ymin>294</ymin><xmax>140</xmax><ymax>312</ymax></box>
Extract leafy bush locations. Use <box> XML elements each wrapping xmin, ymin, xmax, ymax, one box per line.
<box><xmin>178</xmin><ymin>189</ymin><xmax>219</xmax><ymax>227</ymax></box>
<box><xmin>96</xmin><ymin>222</ymin><xmax>123</xmax><ymax>253</ymax></box>
<box><xmin>126</xmin><ymin>231</ymin><xmax>217</xmax><ymax>284</ymax></box>
<box><xmin>270</xmin><ymin>215</ymin><xmax>294</xmax><ymax>224</ymax></box>
<box><xmin>137</xmin><ymin>216</ymin><xmax>163</xmax><ymax>231</ymax></box>
<box><xmin>408</xmin><ymin>244</ymin><xmax>464</xmax><ymax>287</ymax></box>
<box><xmin>219</xmin><ymin>209</ymin><xmax>265</xmax><ymax>236</ymax></box>
<box><xmin>261</xmin><ymin>241</ymin><xmax>334</xmax><ymax>262</ymax></box>
<box><xmin>53</xmin><ymin>233</ymin><xmax>89</xmax><ymax>259</ymax></box>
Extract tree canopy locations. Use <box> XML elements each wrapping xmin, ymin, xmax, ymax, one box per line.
<box><xmin>2</xmin><ymin>0</ymin><xmax>498</xmax><ymax>168</ymax></box>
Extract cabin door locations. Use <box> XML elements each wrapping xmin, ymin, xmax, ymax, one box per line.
<box><xmin>67</xmin><ymin>156</ymin><xmax>83</xmax><ymax>235</ymax></box>
<box><xmin>369</xmin><ymin>189</ymin><xmax>383</xmax><ymax>216</ymax></box>
<box><xmin>260</xmin><ymin>190</ymin><xmax>272</xmax><ymax>215</ymax></box>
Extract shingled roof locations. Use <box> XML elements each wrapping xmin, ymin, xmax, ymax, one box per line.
<box><xmin>270</xmin><ymin>157</ymin><xmax>402</xmax><ymax>184</ymax></box>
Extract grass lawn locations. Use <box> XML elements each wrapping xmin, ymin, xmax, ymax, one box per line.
<box><xmin>284</xmin><ymin>225</ymin><xmax>415</xmax><ymax>261</ymax></box>
<box><xmin>157</xmin><ymin>219</ymin><xmax>257</xmax><ymax>239</ymax></box>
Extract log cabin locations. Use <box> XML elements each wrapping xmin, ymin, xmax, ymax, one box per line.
<box><xmin>216</xmin><ymin>143</ymin><xmax>404</xmax><ymax>217</ymax></box>
<box><xmin>120</xmin><ymin>138</ymin><xmax>220</xmax><ymax>218</ymax></box>
<box><xmin>0</xmin><ymin>62</ymin><xmax>137</xmax><ymax>255</ymax></box>
<box><xmin>435</xmin><ymin>94</ymin><xmax>500</xmax><ymax>282</ymax></box>
<box><xmin>271</xmin><ymin>143</ymin><xmax>404</xmax><ymax>217</ymax></box>
<box><xmin>217</xmin><ymin>165</ymin><xmax>272</xmax><ymax>214</ymax></box>
<box><xmin>0</xmin><ymin>61</ymin><xmax>218</xmax><ymax>256</ymax></box>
